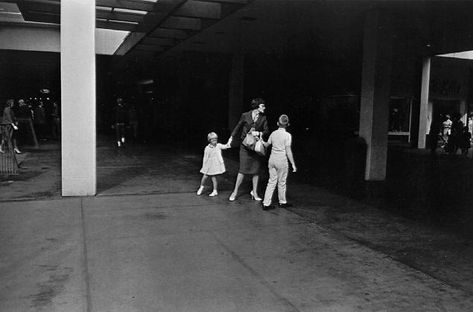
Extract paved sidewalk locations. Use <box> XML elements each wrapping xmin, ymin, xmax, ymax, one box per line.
<box><xmin>1</xmin><ymin>192</ymin><xmax>473</xmax><ymax>312</ymax></box>
<box><xmin>2</xmin><ymin>140</ymin><xmax>473</xmax><ymax>311</ymax></box>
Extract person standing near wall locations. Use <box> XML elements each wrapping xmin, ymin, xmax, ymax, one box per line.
<box><xmin>113</xmin><ymin>97</ymin><xmax>128</xmax><ymax>147</ymax></box>
<box><xmin>442</xmin><ymin>114</ymin><xmax>452</xmax><ymax>148</ymax></box>
<box><xmin>1</xmin><ymin>99</ymin><xmax>21</xmax><ymax>154</ymax></box>
<box><xmin>428</xmin><ymin>115</ymin><xmax>442</xmax><ymax>158</ymax></box>
<box><xmin>16</xmin><ymin>99</ymin><xmax>34</xmax><ymax>146</ymax></box>
<box><xmin>448</xmin><ymin>115</ymin><xmax>465</xmax><ymax>155</ymax></box>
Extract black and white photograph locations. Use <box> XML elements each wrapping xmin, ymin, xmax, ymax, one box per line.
<box><xmin>2</xmin><ymin>0</ymin><xmax>473</xmax><ymax>311</ymax></box>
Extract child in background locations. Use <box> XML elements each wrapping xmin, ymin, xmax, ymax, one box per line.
<box><xmin>261</xmin><ymin>114</ymin><xmax>297</xmax><ymax>210</ymax></box>
<box><xmin>197</xmin><ymin>132</ymin><xmax>231</xmax><ymax>197</ymax></box>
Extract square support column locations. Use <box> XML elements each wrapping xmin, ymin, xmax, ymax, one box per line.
<box><xmin>61</xmin><ymin>0</ymin><xmax>96</xmax><ymax>196</ymax></box>
<box><xmin>228</xmin><ymin>52</ymin><xmax>245</xmax><ymax>130</ymax></box>
<box><xmin>359</xmin><ymin>11</ymin><xmax>392</xmax><ymax>181</ymax></box>
<box><xmin>417</xmin><ymin>57</ymin><xmax>431</xmax><ymax>149</ymax></box>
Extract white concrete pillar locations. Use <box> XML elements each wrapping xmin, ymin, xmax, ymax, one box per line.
<box><xmin>359</xmin><ymin>11</ymin><xmax>392</xmax><ymax>181</ymax></box>
<box><xmin>418</xmin><ymin>57</ymin><xmax>431</xmax><ymax>149</ymax></box>
<box><xmin>61</xmin><ymin>0</ymin><xmax>96</xmax><ymax>196</ymax></box>
<box><xmin>228</xmin><ymin>52</ymin><xmax>244</xmax><ymax>130</ymax></box>
<box><xmin>460</xmin><ymin>100</ymin><xmax>467</xmax><ymax>125</ymax></box>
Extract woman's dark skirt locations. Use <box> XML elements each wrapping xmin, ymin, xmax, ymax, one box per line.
<box><xmin>239</xmin><ymin>144</ymin><xmax>263</xmax><ymax>175</ymax></box>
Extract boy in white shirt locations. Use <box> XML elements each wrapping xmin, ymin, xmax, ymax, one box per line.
<box><xmin>261</xmin><ymin>114</ymin><xmax>297</xmax><ymax>210</ymax></box>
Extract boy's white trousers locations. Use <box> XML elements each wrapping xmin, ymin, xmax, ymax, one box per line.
<box><xmin>263</xmin><ymin>157</ymin><xmax>288</xmax><ymax>206</ymax></box>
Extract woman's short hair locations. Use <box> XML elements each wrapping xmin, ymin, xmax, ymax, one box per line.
<box><xmin>6</xmin><ymin>99</ymin><xmax>14</xmax><ymax>106</ymax></box>
<box><xmin>250</xmin><ymin>98</ymin><xmax>265</xmax><ymax>110</ymax></box>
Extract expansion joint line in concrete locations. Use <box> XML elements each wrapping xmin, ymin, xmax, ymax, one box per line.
<box><xmin>80</xmin><ymin>198</ymin><xmax>93</xmax><ymax>312</ymax></box>
<box><xmin>212</xmin><ymin>233</ymin><xmax>302</xmax><ymax>312</ymax></box>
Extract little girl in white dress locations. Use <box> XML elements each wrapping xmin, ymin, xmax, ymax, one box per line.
<box><xmin>197</xmin><ymin>132</ymin><xmax>231</xmax><ymax>197</ymax></box>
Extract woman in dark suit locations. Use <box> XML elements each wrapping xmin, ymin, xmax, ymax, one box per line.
<box><xmin>228</xmin><ymin>98</ymin><xmax>269</xmax><ymax>201</ymax></box>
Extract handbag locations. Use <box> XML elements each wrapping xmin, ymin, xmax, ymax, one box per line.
<box><xmin>242</xmin><ymin>132</ymin><xmax>256</xmax><ymax>150</ymax></box>
<box><xmin>254</xmin><ymin>140</ymin><xmax>266</xmax><ymax>156</ymax></box>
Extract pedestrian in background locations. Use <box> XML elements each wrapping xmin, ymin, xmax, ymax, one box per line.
<box><xmin>442</xmin><ymin>114</ymin><xmax>452</xmax><ymax>148</ymax></box>
<box><xmin>428</xmin><ymin>115</ymin><xmax>442</xmax><ymax>158</ymax></box>
<box><xmin>1</xmin><ymin>99</ymin><xmax>21</xmax><ymax>154</ymax></box>
<box><xmin>113</xmin><ymin>97</ymin><xmax>128</xmax><ymax>147</ymax></box>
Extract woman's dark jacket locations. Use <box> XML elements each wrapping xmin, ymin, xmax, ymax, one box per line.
<box><xmin>231</xmin><ymin>111</ymin><xmax>269</xmax><ymax>141</ymax></box>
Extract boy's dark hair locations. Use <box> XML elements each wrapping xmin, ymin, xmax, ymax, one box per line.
<box><xmin>278</xmin><ymin>114</ymin><xmax>290</xmax><ymax>127</ymax></box>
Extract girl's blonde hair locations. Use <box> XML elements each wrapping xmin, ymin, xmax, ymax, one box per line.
<box><xmin>207</xmin><ymin>132</ymin><xmax>218</xmax><ymax>142</ymax></box>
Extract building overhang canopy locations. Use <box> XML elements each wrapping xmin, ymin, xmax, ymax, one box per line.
<box><xmin>1</xmin><ymin>0</ymin><xmax>252</xmax><ymax>56</ymax></box>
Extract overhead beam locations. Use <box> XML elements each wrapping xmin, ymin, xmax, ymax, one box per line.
<box><xmin>15</xmin><ymin>0</ymin><xmax>60</xmax><ymax>6</ymax></box>
<box><xmin>96</xmin><ymin>11</ymin><xmax>145</xmax><ymax>23</ymax></box>
<box><xmin>129</xmin><ymin>50</ymin><xmax>157</xmax><ymax>60</ymax></box>
<box><xmin>197</xmin><ymin>0</ymin><xmax>248</xmax><ymax>4</ymax></box>
<box><xmin>174</xmin><ymin>1</ymin><xmax>221</xmax><ymax>19</ymax></box>
<box><xmin>149</xmin><ymin>28</ymin><xmax>188</xmax><ymax>40</ymax></box>
<box><xmin>142</xmin><ymin>37</ymin><xmax>176</xmax><ymax>46</ymax></box>
<box><xmin>131</xmin><ymin>49</ymin><xmax>156</xmax><ymax>55</ymax></box>
<box><xmin>14</xmin><ymin>0</ymin><xmax>252</xmax><ymax>56</ymax></box>
<box><xmin>96</xmin><ymin>20</ymin><xmax>137</xmax><ymax>31</ymax></box>
<box><xmin>96</xmin><ymin>0</ymin><xmax>155</xmax><ymax>12</ymax></box>
<box><xmin>22</xmin><ymin>12</ymin><xmax>59</xmax><ymax>24</ymax></box>
<box><xmin>114</xmin><ymin>0</ymin><xmax>187</xmax><ymax>56</ymax></box>
<box><xmin>134</xmin><ymin>44</ymin><xmax>164</xmax><ymax>52</ymax></box>
<box><xmin>158</xmin><ymin>0</ymin><xmax>254</xmax><ymax>57</ymax></box>
<box><xmin>17</xmin><ymin>0</ymin><xmax>58</xmax><ymax>23</ymax></box>
<box><xmin>161</xmin><ymin>16</ymin><xmax>202</xmax><ymax>31</ymax></box>
<box><xmin>17</xmin><ymin>0</ymin><xmax>146</xmax><ymax>31</ymax></box>
<box><xmin>19</xmin><ymin>1</ymin><xmax>59</xmax><ymax>13</ymax></box>
<box><xmin>22</xmin><ymin>14</ymin><xmax>139</xmax><ymax>31</ymax></box>
<box><xmin>0</xmin><ymin>20</ymin><xmax>59</xmax><ymax>29</ymax></box>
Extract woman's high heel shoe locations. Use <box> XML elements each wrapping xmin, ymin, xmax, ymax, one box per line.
<box><xmin>229</xmin><ymin>192</ymin><xmax>237</xmax><ymax>201</ymax></box>
<box><xmin>250</xmin><ymin>191</ymin><xmax>262</xmax><ymax>201</ymax></box>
